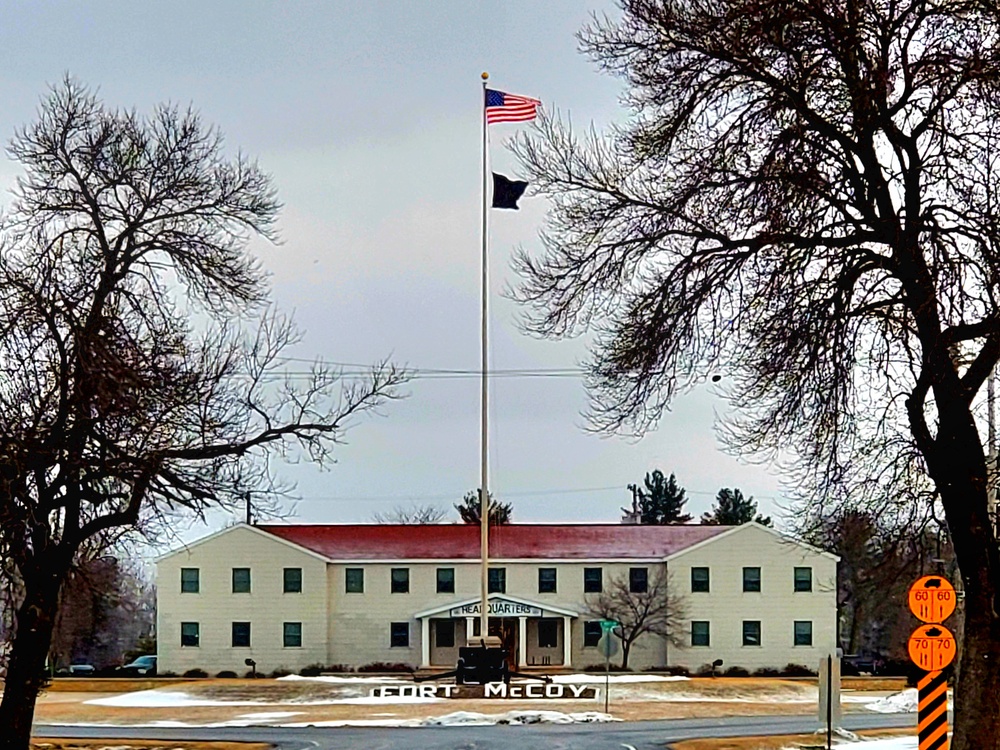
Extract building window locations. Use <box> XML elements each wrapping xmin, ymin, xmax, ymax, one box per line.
<box><xmin>391</xmin><ymin>621</ymin><xmax>409</xmax><ymax>647</ymax></box>
<box><xmin>181</xmin><ymin>622</ymin><xmax>199</xmax><ymax>647</ymax></box>
<box><xmin>346</xmin><ymin>567</ymin><xmax>364</xmax><ymax>593</ymax></box>
<box><xmin>538</xmin><ymin>568</ymin><xmax>557</xmax><ymax>593</ymax></box>
<box><xmin>691</xmin><ymin>567</ymin><xmax>710</xmax><ymax>593</ymax></box>
<box><xmin>284</xmin><ymin>567</ymin><xmax>303</xmax><ymax>593</ymax></box>
<box><xmin>232</xmin><ymin>621</ymin><xmax>251</xmax><ymax>647</ymax></box>
<box><xmin>743</xmin><ymin>620</ymin><xmax>762</xmax><ymax>646</ymax></box>
<box><xmin>743</xmin><ymin>567</ymin><xmax>761</xmax><ymax>592</ymax></box>
<box><xmin>691</xmin><ymin>621</ymin><xmax>710</xmax><ymax>647</ymax></box>
<box><xmin>794</xmin><ymin>567</ymin><xmax>812</xmax><ymax>592</ymax></box>
<box><xmin>181</xmin><ymin>568</ymin><xmax>200</xmax><ymax>593</ymax></box>
<box><xmin>629</xmin><ymin>567</ymin><xmax>648</xmax><ymax>593</ymax></box>
<box><xmin>794</xmin><ymin>621</ymin><xmax>813</xmax><ymax>646</ymax></box>
<box><xmin>538</xmin><ymin>619</ymin><xmax>558</xmax><ymax>648</ymax></box>
<box><xmin>435</xmin><ymin>619</ymin><xmax>455</xmax><ymax>648</ymax></box>
<box><xmin>583</xmin><ymin>621</ymin><xmax>603</xmax><ymax>647</ymax></box>
<box><xmin>437</xmin><ymin>568</ymin><xmax>455</xmax><ymax>594</ymax></box>
<box><xmin>391</xmin><ymin>568</ymin><xmax>410</xmax><ymax>593</ymax></box>
<box><xmin>284</xmin><ymin>621</ymin><xmax>302</xmax><ymax>648</ymax></box>
<box><xmin>584</xmin><ymin>567</ymin><xmax>603</xmax><ymax>593</ymax></box>
<box><xmin>232</xmin><ymin>567</ymin><xmax>251</xmax><ymax>593</ymax></box>
<box><xmin>488</xmin><ymin>567</ymin><xmax>506</xmax><ymax>594</ymax></box>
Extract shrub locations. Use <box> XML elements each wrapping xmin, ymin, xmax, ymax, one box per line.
<box><xmin>299</xmin><ymin>663</ymin><xmax>354</xmax><ymax>676</ymax></box>
<box><xmin>642</xmin><ymin>665</ymin><xmax>690</xmax><ymax>676</ymax></box>
<box><xmin>158</xmin><ymin>671</ymin><xmax>177</xmax><ymax>678</ymax></box>
<box><xmin>753</xmin><ymin>667</ymin><xmax>781</xmax><ymax>677</ymax></box>
<box><xmin>723</xmin><ymin>666</ymin><xmax>750</xmax><ymax>677</ymax></box>
<box><xmin>243</xmin><ymin>669</ymin><xmax>260</xmax><ymax>678</ymax></box>
<box><xmin>216</xmin><ymin>670</ymin><xmax>238</xmax><ymax>678</ymax></box>
<box><xmin>581</xmin><ymin>663</ymin><xmax>632</xmax><ymax>672</ymax></box>
<box><xmin>695</xmin><ymin>663</ymin><xmax>718</xmax><ymax>677</ymax></box>
<box><xmin>357</xmin><ymin>662</ymin><xmax>414</xmax><ymax>673</ymax></box>
<box><xmin>780</xmin><ymin>663</ymin><xmax>816</xmax><ymax>677</ymax></box>
<box><xmin>270</xmin><ymin>668</ymin><xmax>292</xmax><ymax>678</ymax></box>
<box><xmin>182</xmin><ymin>668</ymin><xmax>208</xmax><ymax>678</ymax></box>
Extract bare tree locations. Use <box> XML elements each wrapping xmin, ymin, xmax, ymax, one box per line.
<box><xmin>586</xmin><ymin>568</ymin><xmax>685</xmax><ymax>669</ymax></box>
<box><xmin>0</xmin><ymin>79</ymin><xmax>407</xmax><ymax>749</ymax></box>
<box><xmin>512</xmin><ymin>2</ymin><xmax>1000</xmax><ymax>743</ymax></box>
<box><xmin>49</xmin><ymin>552</ymin><xmax>154</xmax><ymax>672</ymax></box>
<box><xmin>371</xmin><ymin>503</ymin><xmax>448</xmax><ymax>524</ymax></box>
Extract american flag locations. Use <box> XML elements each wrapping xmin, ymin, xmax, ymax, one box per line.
<box><xmin>485</xmin><ymin>89</ymin><xmax>540</xmax><ymax>124</ymax></box>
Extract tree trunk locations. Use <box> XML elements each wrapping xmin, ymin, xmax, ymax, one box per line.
<box><xmin>952</xmin><ymin>595</ymin><xmax>1000</xmax><ymax>749</ymax></box>
<box><xmin>619</xmin><ymin>639</ymin><xmax>633</xmax><ymax>670</ymax></box>
<box><xmin>927</xmin><ymin>400</ymin><xmax>1000</xmax><ymax>750</ymax></box>
<box><xmin>0</xmin><ymin>571</ymin><xmax>62</xmax><ymax>750</ymax></box>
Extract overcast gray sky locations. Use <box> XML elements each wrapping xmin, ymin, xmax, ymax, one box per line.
<box><xmin>0</xmin><ymin>1</ymin><xmax>791</xmax><ymax>531</ymax></box>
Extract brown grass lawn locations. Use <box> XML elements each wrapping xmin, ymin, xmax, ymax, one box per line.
<box><xmin>24</xmin><ymin>675</ymin><xmax>905</xmax><ymax>727</ymax></box>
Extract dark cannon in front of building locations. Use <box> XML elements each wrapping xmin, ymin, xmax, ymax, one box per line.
<box><xmin>413</xmin><ymin>635</ymin><xmax>551</xmax><ymax>685</ymax></box>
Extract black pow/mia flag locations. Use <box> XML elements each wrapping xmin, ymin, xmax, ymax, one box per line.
<box><xmin>491</xmin><ymin>172</ymin><xmax>529</xmax><ymax>210</ymax></box>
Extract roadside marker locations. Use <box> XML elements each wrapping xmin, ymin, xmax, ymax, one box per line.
<box><xmin>918</xmin><ymin>670</ymin><xmax>949</xmax><ymax>750</ymax></box>
<box><xmin>907</xmin><ymin>574</ymin><xmax>954</xmax><ymax>750</ymax></box>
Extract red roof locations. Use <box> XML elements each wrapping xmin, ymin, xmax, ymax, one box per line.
<box><xmin>257</xmin><ymin>523</ymin><xmax>730</xmax><ymax>560</ymax></box>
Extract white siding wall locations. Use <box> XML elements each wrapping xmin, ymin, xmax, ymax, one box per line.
<box><xmin>155</xmin><ymin>523</ymin><xmax>838</xmax><ymax>675</ymax></box>
<box><xmin>668</xmin><ymin>524</ymin><xmax>838</xmax><ymax>673</ymax></box>
<box><xmin>327</xmin><ymin>559</ymin><xmax>666</xmax><ymax>669</ymax></box>
<box><xmin>156</xmin><ymin>525</ymin><xmax>329</xmax><ymax>675</ymax></box>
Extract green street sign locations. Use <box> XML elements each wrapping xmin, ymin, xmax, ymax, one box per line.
<box><xmin>600</xmin><ymin>619</ymin><xmax>620</xmax><ymax>631</ymax></box>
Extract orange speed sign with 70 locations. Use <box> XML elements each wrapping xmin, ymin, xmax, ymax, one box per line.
<box><xmin>908</xmin><ymin>623</ymin><xmax>957</xmax><ymax>671</ymax></box>
<box><xmin>908</xmin><ymin>575</ymin><xmax>956</xmax><ymax>623</ymax></box>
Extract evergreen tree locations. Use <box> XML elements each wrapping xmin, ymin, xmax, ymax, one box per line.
<box><xmin>636</xmin><ymin>470</ymin><xmax>691</xmax><ymax>524</ymax></box>
<box><xmin>455</xmin><ymin>490</ymin><xmax>512</xmax><ymax>525</ymax></box>
<box><xmin>702</xmin><ymin>488</ymin><xmax>772</xmax><ymax>527</ymax></box>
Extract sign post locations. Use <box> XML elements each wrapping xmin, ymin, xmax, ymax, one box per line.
<box><xmin>599</xmin><ymin>620</ymin><xmax>620</xmax><ymax>714</ymax></box>
<box><xmin>907</xmin><ymin>575</ymin><xmax>956</xmax><ymax>750</ymax></box>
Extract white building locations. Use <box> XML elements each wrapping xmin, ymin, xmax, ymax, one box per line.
<box><xmin>155</xmin><ymin>522</ymin><xmax>837</xmax><ymax>675</ymax></box>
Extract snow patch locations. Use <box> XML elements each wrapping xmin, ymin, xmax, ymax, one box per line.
<box><xmin>277</xmin><ymin>674</ymin><xmax>409</xmax><ymax>684</ymax></box>
<box><xmin>282</xmin><ymin>709</ymin><xmax>617</xmax><ymax>728</ymax></box>
<box><xmin>864</xmin><ymin>689</ymin><xmax>919</xmax><ymax>714</ymax></box>
<box><xmin>549</xmin><ymin>673</ymin><xmax>689</xmax><ymax>684</ymax></box>
<box><xmin>85</xmin><ymin>687</ymin><xmax>439</xmax><ymax>707</ymax></box>
<box><xmin>784</xmin><ymin>739</ymin><xmax>918</xmax><ymax>750</ymax></box>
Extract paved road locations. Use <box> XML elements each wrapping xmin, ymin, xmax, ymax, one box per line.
<box><xmin>38</xmin><ymin>713</ymin><xmax>915</xmax><ymax>750</ymax></box>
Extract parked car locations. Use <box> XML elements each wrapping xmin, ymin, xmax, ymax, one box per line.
<box><xmin>55</xmin><ymin>663</ymin><xmax>96</xmax><ymax>676</ymax></box>
<box><xmin>842</xmin><ymin>653</ymin><xmax>884</xmax><ymax>675</ymax></box>
<box><xmin>119</xmin><ymin>655</ymin><xmax>157</xmax><ymax>676</ymax></box>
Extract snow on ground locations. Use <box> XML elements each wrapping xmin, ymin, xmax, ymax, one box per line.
<box><xmin>284</xmin><ymin>709</ymin><xmax>618</xmax><ymax>727</ymax></box>
<box><xmin>278</xmin><ymin>674</ymin><xmax>409</xmax><ymax>684</ymax></box>
<box><xmin>863</xmin><ymin>689</ymin><xmax>919</xmax><ymax>714</ymax></box>
<box><xmin>784</xmin><ymin>739</ymin><xmax>917</xmax><ymax>750</ymax></box>
<box><xmin>51</xmin><ymin>709</ymin><xmax>617</xmax><ymax>729</ymax></box>
<box><xmin>549</xmin><ymin>673</ymin><xmax>689</xmax><ymax>683</ymax></box>
<box><xmin>85</xmin><ymin>688</ymin><xmax>440</xmax><ymax>708</ymax></box>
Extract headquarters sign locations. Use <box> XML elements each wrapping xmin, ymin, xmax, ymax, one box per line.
<box><xmin>449</xmin><ymin>597</ymin><xmax>543</xmax><ymax>618</ymax></box>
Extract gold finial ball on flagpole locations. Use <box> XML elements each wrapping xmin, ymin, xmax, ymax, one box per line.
<box><xmin>481</xmin><ymin>72</ymin><xmax>489</xmax><ymax>80</ymax></box>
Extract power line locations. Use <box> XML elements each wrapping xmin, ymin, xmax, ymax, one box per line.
<box><xmin>289</xmin><ymin>485</ymin><xmax>787</xmax><ymax>504</ymax></box>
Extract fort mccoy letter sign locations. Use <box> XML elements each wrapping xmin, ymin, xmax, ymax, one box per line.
<box><xmin>370</xmin><ymin>683</ymin><xmax>600</xmax><ymax>700</ymax></box>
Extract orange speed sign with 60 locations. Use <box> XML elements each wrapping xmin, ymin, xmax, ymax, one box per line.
<box><xmin>907</xmin><ymin>575</ymin><xmax>955</xmax><ymax>624</ymax></box>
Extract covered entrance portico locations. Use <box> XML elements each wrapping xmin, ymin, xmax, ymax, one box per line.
<box><xmin>414</xmin><ymin>595</ymin><xmax>578</xmax><ymax>669</ymax></box>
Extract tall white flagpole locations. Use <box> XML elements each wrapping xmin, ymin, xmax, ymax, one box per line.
<box><xmin>479</xmin><ymin>71</ymin><xmax>491</xmax><ymax>644</ymax></box>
